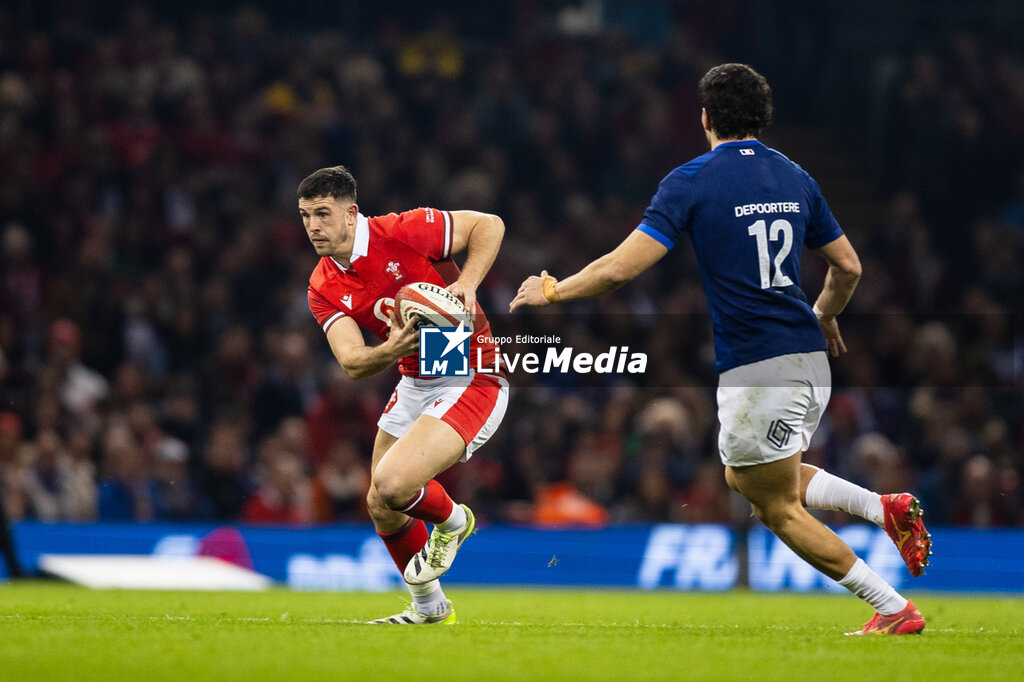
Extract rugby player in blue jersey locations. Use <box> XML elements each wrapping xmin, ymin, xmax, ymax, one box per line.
<box><xmin>511</xmin><ymin>63</ymin><xmax>931</xmax><ymax>635</ymax></box>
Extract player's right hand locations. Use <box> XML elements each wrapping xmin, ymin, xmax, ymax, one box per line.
<box><xmin>387</xmin><ymin>310</ymin><xmax>421</xmax><ymax>357</ymax></box>
<box><xmin>818</xmin><ymin>316</ymin><xmax>847</xmax><ymax>357</ymax></box>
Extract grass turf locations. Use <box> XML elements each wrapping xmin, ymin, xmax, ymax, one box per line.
<box><xmin>1</xmin><ymin>582</ymin><xmax>1022</xmax><ymax>681</ymax></box>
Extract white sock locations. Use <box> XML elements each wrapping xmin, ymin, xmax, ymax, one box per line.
<box><xmin>838</xmin><ymin>558</ymin><xmax>907</xmax><ymax>615</ymax></box>
<box><xmin>408</xmin><ymin>580</ymin><xmax>447</xmax><ymax>615</ymax></box>
<box><xmin>435</xmin><ymin>504</ymin><xmax>467</xmax><ymax>534</ymax></box>
<box><xmin>805</xmin><ymin>467</ymin><xmax>884</xmax><ymax>527</ymax></box>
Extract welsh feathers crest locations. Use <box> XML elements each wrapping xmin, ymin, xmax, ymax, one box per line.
<box><xmin>385</xmin><ymin>260</ymin><xmax>405</xmax><ymax>282</ymax></box>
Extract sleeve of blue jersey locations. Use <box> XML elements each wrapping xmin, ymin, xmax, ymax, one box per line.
<box><xmin>803</xmin><ymin>214</ymin><xmax>844</xmax><ymax>250</ymax></box>
<box><xmin>636</xmin><ymin>223</ymin><xmax>676</xmax><ymax>249</ymax></box>
<box><xmin>635</xmin><ymin>170</ymin><xmax>689</xmax><ymax>249</ymax></box>
<box><xmin>803</xmin><ymin>176</ymin><xmax>845</xmax><ymax>249</ymax></box>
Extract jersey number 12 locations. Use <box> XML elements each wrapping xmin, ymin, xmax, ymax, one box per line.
<box><xmin>748</xmin><ymin>219</ymin><xmax>794</xmax><ymax>288</ymax></box>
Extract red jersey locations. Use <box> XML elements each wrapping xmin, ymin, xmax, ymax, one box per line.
<box><xmin>308</xmin><ymin>208</ymin><xmax>502</xmax><ymax>377</ymax></box>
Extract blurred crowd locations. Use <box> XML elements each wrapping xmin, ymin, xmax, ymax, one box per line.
<box><xmin>0</xmin><ymin>2</ymin><xmax>1021</xmax><ymax>529</ymax></box>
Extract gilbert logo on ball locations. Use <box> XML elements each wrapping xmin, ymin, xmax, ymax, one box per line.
<box><xmin>395</xmin><ymin>281</ymin><xmax>472</xmax><ymax>329</ymax></box>
<box><xmin>419</xmin><ymin>323</ymin><xmax>472</xmax><ymax>377</ymax></box>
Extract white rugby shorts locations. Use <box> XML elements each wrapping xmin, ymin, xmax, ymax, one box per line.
<box><xmin>377</xmin><ymin>372</ymin><xmax>509</xmax><ymax>462</ymax></box>
<box><xmin>716</xmin><ymin>351</ymin><xmax>831</xmax><ymax>467</ymax></box>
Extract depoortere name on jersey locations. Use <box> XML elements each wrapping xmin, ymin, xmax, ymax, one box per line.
<box><xmin>419</xmin><ymin>323</ymin><xmax>473</xmax><ymax>377</ymax></box>
<box><xmin>733</xmin><ymin>201</ymin><xmax>801</xmax><ymax>217</ymax></box>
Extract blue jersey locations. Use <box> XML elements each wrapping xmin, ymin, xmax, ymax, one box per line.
<box><xmin>637</xmin><ymin>140</ymin><xmax>844</xmax><ymax>372</ymax></box>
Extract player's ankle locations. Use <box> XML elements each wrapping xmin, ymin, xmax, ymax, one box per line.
<box><xmin>435</xmin><ymin>504</ymin><xmax>467</xmax><ymax>534</ymax></box>
<box><xmin>410</xmin><ymin>580</ymin><xmax>446</xmax><ymax>614</ymax></box>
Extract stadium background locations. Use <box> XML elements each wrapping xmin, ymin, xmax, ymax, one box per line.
<box><xmin>0</xmin><ymin>0</ymin><xmax>1021</xmax><ymax>588</ymax></box>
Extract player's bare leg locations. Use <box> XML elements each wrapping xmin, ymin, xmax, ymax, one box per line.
<box><xmin>372</xmin><ymin>415</ymin><xmax>476</xmax><ymax>585</ymax></box>
<box><xmin>797</xmin><ymin>464</ymin><xmax>931</xmax><ymax>576</ymax></box>
<box><xmin>371</xmin><ymin>416</ymin><xmax>467</xmax><ymax>512</ymax></box>
<box><xmin>726</xmin><ymin>453</ymin><xmax>924</xmax><ymax>634</ymax></box>
<box><xmin>726</xmin><ymin>454</ymin><xmax>855</xmax><ymax>580</ymax></box>
<box><xmin>367</xmin><ymin>430</ymin><xmax>404</xmax><ymax>533</ymax></box>
<box><xmin>365</xmin><ymin>426</ymin><xmax>460</xmax><ymax>625</ymax></box>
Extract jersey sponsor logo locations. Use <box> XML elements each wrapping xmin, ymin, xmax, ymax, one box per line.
<box><xmin>341</xmin><ymin>294</ymin><xmax>353</xmax><ymax>308</ymax></box>
<box><xmin>419</xmin><ymin>323</ymin><xmax>471</xmax><ymax>377</ymax></box>
<box><xmin>424</xmin><ymin>207</ymin><xmax>436</xmax><ymax>223</ymax></box>
<box><xmin>385</xmin><ymin>260</ymin><xmax>405</xmax><ymax>282</ymax></box>
<box><xmin>766</xmin><ymin>420</ymin><xmax>794</xmax><ymax>449</ymax></box>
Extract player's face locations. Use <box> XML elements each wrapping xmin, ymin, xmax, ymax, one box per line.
<box><xmin>298</xmin><ymin>195</ymin><xmax>357</xmax><ymax>259</ymax></box>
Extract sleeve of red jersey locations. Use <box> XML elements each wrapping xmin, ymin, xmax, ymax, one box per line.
<box><xmin>391</xmin><ymin>207</ymin><xmax>454</xmax><ymax>261</ymax></box>
<box><xmin>308</xmin><ymin>286</ymin><xmax>346</xmax><ymax>333</ymax></box>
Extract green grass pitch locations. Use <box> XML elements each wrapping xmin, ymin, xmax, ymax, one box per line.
<box><xmin>1</xmin><ymin>582</ymin><xmax>1022</xmax><ymax>681</ymax></box>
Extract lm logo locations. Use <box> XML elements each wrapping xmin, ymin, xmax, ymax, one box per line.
<box><xmin>419</xmin><ymin>323</ymin><xmax>472</xmax><ymax>377</ymax></box>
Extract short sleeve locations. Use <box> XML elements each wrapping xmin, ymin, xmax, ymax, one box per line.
<box><xmin>308</xmin><ymin>287</ymin><xmax>346</xmax><ymax>333</ymax></box>
<box><xmin>636</xmin><ymin>171</ymin><xmax>689</xmax><ymax>249</ymax></box>
<box><xmin>803</xmin><ymin>177</ymin><xmax>844</xmax><ymax>249</ymax></box>
<box><xmin>390</xmin><ymin>207</ymin><xmax>453</xmax><ymax>261</ymax></box>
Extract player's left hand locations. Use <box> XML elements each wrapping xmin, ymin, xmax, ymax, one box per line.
<box><xmin>447</xmin><ymin>279</ymin><xmax>477</xmax><ymax>316</ymax></box>
<box><xmin>818</xmin><ymin>316</ymin><xmax>848</xmax><ymax>357</ymax></box>
<box><xmin>509</xmin><ymin>270</ymin><xmax>552</xmax><ymax>312</ymax></box>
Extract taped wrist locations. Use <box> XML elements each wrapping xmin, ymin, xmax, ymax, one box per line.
<box><xmin>542</xmin><ymin>276</ymin><xmax>560</xmax><ymax>303</ymax></box>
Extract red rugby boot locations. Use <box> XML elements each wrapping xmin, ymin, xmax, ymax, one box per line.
<box><xmin>882</xmin><ymin>493</ymin><xmax>932</xmax><ymax>577</ymax></box>
<box><xmin>847</xmin><ymin>599</ymin><xmax>925</xmax><ymax>635</ymax></box>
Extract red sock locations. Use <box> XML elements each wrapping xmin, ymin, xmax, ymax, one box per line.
<box><xmin>378</xmin><ymin>518</ymin><xmax>429</xmax><ymax>572</ymax></box>
<box><xmin>396</xmin><ymin>479</ymin><xmax>455</xmax><ymax>524</ymax></box>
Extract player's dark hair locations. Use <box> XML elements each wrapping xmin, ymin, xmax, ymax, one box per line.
<box><xmin>297</xmin><ymin>166</ymin><xmax>358</xmax><ymax>202</ymax></box>
<box><xmin>698</xmin><ymin>63</ymin><xmax>773</xmax><ymax>140</ymax></box>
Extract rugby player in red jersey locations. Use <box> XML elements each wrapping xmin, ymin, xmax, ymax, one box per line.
<box><xmin>300</xmin><ymin>166</ymin><xmax>508</xmax><ymax>624</ymax></box>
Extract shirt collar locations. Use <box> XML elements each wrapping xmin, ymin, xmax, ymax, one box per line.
<box><xmin>716</xmin><ymin>139</ymin><xmax>761</xmax><ymax>148</ymax></box>
<box><xmin>330</xmin><ymin>213</ymin><xmax>370</xmax><ymax>271</ymax></box>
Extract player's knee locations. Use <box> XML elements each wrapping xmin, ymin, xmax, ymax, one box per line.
<box><xmin>373</xmin><ymin>477</ymin><xmax>415</xmax><ymax>511</ymax></box>
<box><xmin>366</xmin><ymin>485</ymin><xmax>410</xmax><ymax>529</ymax></box>
<box><xmin>365</xmin><ymin>485</ymin><xmax>387</xmax><ymax>516</ymax></box>
<box><xmin>758</xmin><ymin>502</ymin><xmax>804</xmax><ymax>534</ymax></box>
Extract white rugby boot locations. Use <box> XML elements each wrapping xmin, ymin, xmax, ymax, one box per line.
<box><xmin>403</xmin><ymin>504</ymin><xmax>476</xmax><ymax>585</ymax></box>
<box><xmin>367</xmin><ymin>600</ymin><xmax>456</xmax><ymax>625</ymax></box>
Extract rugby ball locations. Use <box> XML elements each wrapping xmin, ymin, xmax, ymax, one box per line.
<box><xmin>394</xmin><ymin>281</ymin><xmax>473</xmax><ymax>329</ymax></box>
